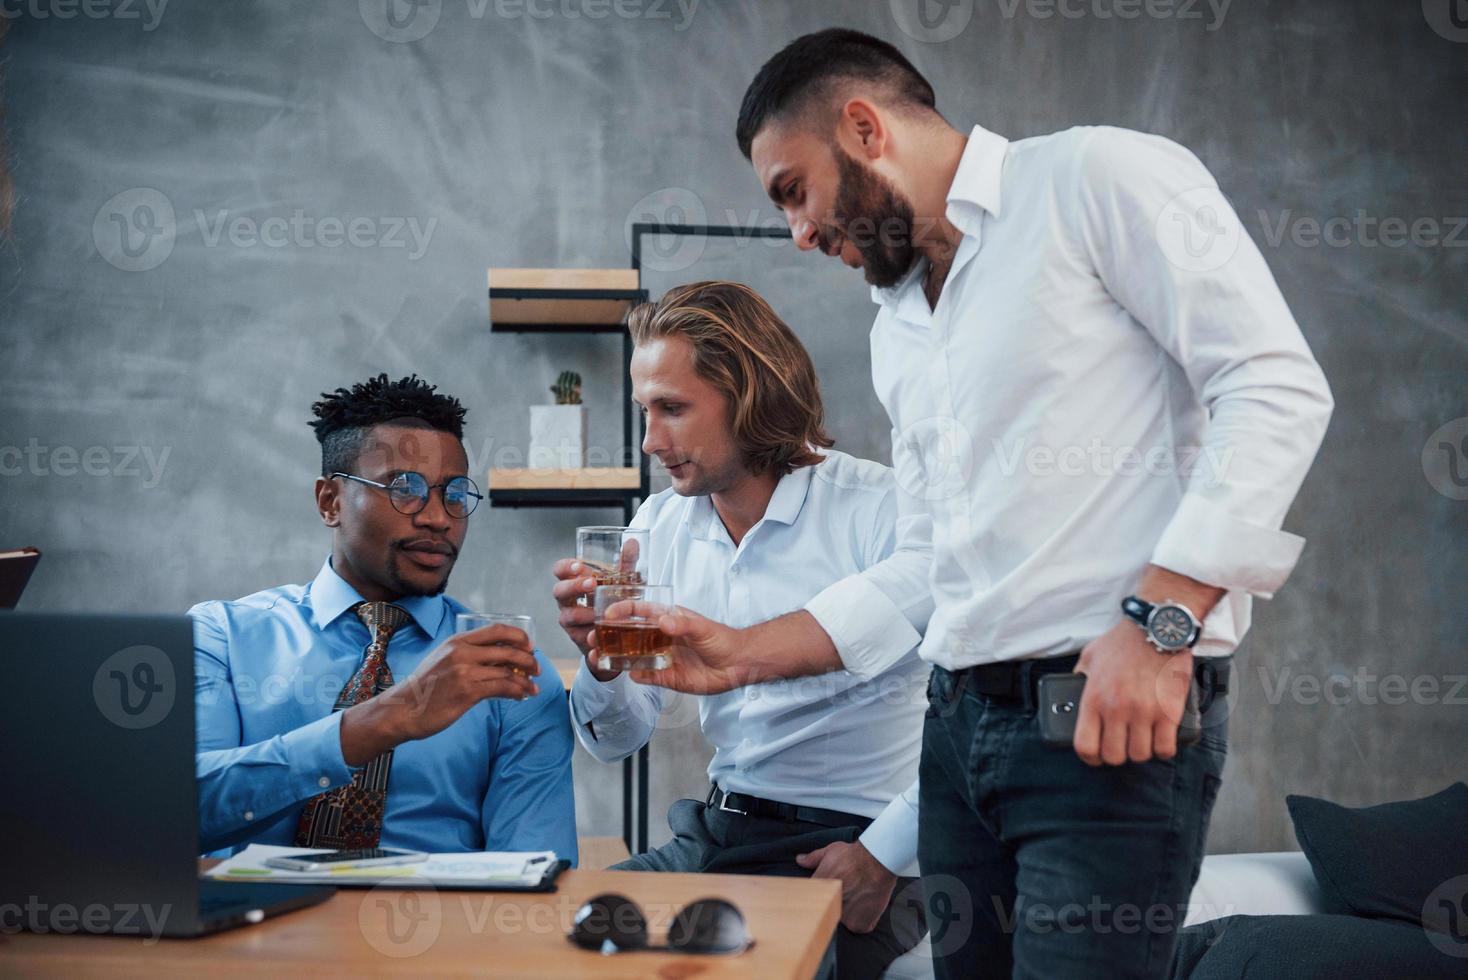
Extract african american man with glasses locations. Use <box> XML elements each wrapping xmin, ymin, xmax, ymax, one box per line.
<box><xmin>191</xmin><ymin>374</ymin><xmax>577</xmax><ymax>860</ymax></box>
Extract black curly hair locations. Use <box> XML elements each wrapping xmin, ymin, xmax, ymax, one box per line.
<box><xmin>309</xmin><ymin>374</ymin><xmax>467</xmax><ymax>477</ymax></box>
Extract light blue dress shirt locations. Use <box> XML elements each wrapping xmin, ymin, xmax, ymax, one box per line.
<box><xmin>190</xmin><ymin>558</ymin><xmax>577</xmax><ymax>864</ymax></box>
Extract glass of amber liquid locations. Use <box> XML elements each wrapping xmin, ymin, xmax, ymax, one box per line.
<box><xmin>575</xmin><ymin>526</ymin><xmax>648</xmax><ymax>607</ymax></box>
<box><xmin>593</xmin><ymin>584</ymin><xmax>674</xmax><ymax>672</ymax></box>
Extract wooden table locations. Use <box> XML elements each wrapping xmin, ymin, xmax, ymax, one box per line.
<box><xmin>576</xmin><ymin>836</ymin><xmax>631</xmax><ymax>871</ymax></box>
<box><xmin>0</xmin><ymin>868</ymin><xmax>840</xmax><ymax>979</ymax></box>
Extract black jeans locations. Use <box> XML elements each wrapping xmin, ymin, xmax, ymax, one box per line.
<box><xmin>918</xmin><ymin>663</ymin><xmax>1229</xmax><ymax>980</ymax></box>
<box><xmin>614</xmin><ymin>798</ymin><xmax>928</xmax><ymax>980</ymax></box>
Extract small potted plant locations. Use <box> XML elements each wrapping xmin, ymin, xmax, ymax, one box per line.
<box><xmin>529</xmin><ymin>370</ymin><xmax>586</xmax><ymax>469</ymax></box>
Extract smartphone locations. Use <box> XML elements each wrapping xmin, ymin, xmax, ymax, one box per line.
<box><xmin>263</xmin><ymin>847</ymin><xmax>428</xmax><ymax>872</ymax></box>
<box><xmin>1036</xmin><ymin>672</ymin><xmax>1202</xmax><ymax>749</ymax></box>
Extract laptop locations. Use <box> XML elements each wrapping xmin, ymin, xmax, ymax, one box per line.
<box><xmin>0</xmin><ymin>546</ymin><xmax>41</xmax><ymax>608</ymax></box>
<box><xmin>0</xmin><ymin>612</ymin><xmax>336</xmax><ymax>938</ymax></box>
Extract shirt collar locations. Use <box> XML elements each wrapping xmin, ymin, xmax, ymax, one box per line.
<box><xmin>945</xmin><ymin>123</ymin><xmax>1008</xmax><ymax>232</ymax></box>
<box><xmin>306</xmin><ymin>556</ymin><xmax>447</xmax><ymax>638</ymax></box>
<box><xmin>684</xmin><ymin>461</ymin><xmax>817</xmax><ymax>543</ymax></box>
<box><xmin>763</xmin><ymin>461</ymin><xmax>815</xmax><ymax>526</ymax></box>
<box><xmin>869</xmin><ymin>123</ymin><xmax>1009</xmax><ymax>310</ymax></box>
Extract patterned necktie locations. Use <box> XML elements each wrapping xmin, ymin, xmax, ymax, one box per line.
<box><xmin>294</xmin><ymin>601</ymin><xmax>412</xmax><ymax>849</ymax></box>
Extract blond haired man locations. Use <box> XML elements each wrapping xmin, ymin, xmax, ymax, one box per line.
<box><xmin>553</xmin><ymin>281</ymin><xmax>930</xmax><ymax>979</ymax></box>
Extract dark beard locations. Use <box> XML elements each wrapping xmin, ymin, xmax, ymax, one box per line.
<box><xmin>385</xmin><ymin>543</ymin><xmax>453</xmax><ymax>597</ymax></box>
<box><xmin>833</xmin><ymin>147</ymin><xmax>920</xmax><ymax>288</ymax></box>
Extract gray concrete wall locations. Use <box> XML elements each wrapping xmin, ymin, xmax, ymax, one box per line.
<box><xmin>2</xmin><ymin>0</ymin><xmax>1464</xmax><ymax>854</ymax></box>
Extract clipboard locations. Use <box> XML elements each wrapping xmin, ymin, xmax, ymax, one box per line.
<box><xmin>206</xmin><ymin>845</ymin><xmax>571</xmax><ymax>892</ymax></box>
<box><xmin>289</xmin><ymin>857</ymin><xmax>571</xmax><ymax>893</ymax></box>
<box><xmin>501</xmin><ymin>857</ymin><xmax>569</xmax><ymax>893</ymax></box>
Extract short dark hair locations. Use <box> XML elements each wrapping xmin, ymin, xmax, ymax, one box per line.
<box><xmin>736</xmin><ymin>28</ymin><xmax>937</xmax><ymax>159</ymax></box>
<box><xmin>309</xmin><ymin>373</ymin><xmax>467</xmax><ymax>476</ymax></box>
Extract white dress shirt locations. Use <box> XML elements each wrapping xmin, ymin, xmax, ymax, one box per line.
<box><xmin>571</xmin><ymin>450</ymin><xmax>927</xmax><ymax>874</ymax></box>
<box><xmin>806</xmin><ymin>124</ymin><xmax>1333</xmax><ymax>670</ymax></box>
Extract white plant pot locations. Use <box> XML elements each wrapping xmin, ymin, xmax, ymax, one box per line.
<box><xmin>529</xmin><ymin>404</ymin><xmax>587</xmax><ymax>469</ymax></box>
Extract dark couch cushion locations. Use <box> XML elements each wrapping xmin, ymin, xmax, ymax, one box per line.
<box><xmin>1287</xmin><ymin>782</ymin><xmax>1468</xmax><ymax>928</ymax></box>
<box><xmin>1172</xmin><ymin>914</ymin><xmax>1468</xmax><ymax>979</ymax></box>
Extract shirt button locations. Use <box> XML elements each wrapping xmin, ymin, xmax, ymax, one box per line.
<box><xmin>243</xmin><ymin>811</ymin><xmax>254</xmax><ymax>821</ymax></box>
<box><xmin>318</xmin><ymin>776</ymin><xmax>330</xmax><ymax>788</ymax></box>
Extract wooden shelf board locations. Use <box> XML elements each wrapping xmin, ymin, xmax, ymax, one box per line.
<box><xmin>488</xmin><ymin>321</ymin><xmax>629</xmax><ymax>334</ymax></box>
<box><xmin>488</xmin><ymin>267</ymin><xmax>641</xmax><ymax>326</ymax></box>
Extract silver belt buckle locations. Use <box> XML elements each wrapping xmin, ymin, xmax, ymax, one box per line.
<box><xmin>713</xmin><ymin>787</ymin><xmax>748</xmax><ymax>816</ymax></box>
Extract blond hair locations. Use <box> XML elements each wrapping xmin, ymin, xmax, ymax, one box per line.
<box><xmin>627</xmin><ymin>281</ymin><xmax>834</xmax><ymax>476</ymax></box>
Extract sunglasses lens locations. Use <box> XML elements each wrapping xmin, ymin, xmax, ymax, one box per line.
<box><xmin>569</xmin><ymin>893</ymin><xmax>648</xmax><ymax>952</ymax></box>
<box><xmin>668</xmin><ymin>898</ymin><xmax>751</xmax><ymax>954</ymax></box>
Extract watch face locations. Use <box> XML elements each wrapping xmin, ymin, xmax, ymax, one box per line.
<box><xmin>1150</xmin><ymin>606</ymin><xmax>1195</xmax><ymax>649</ymax></box>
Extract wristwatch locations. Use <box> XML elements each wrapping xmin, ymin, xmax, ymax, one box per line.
<box><xmin>1120</xmin><ymin>596</ymin><xmax>1202</xmax><ymax>652</ymax></box>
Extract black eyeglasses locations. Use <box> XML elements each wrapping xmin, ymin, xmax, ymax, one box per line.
<box><xmin>332</xmin><ymin>471</ymin><xmax>483</xmax><ymax>519</ymax></box>
<box><xmin>568</xmin><ymin>893</ymin><xmax>753</xmax><ymax>956</ymax></box>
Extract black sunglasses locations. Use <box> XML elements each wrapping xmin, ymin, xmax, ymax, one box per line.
<box><xmin>567</xmin><ymin>893</ymin><xmax>753</xmax><ymax>956</ymax></box>
<box><xmin>332</xmin><ymin>471</ymin><xmax>482</xmax><ymax>519</ymax></box>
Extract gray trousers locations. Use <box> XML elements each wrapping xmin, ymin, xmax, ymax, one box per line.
<box><xmin>614</xmin><ymin>797</ymin><xmax>928</xmax><ymax>980</ymax></box>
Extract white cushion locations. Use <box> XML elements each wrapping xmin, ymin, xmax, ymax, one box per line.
<box><xmin>884</xmin><ymin>932</ymin><xmax>936</xmax><ymax>980</ymax></box>
<box><xmin>1183</xmin><ymin>851</ymin><xmax>1324</xmax><ymax>926</ymax></box>
<box><xmin>883</xmin><ymin>852</ymin><xmax>1326</xmax><ymax>978</ymax></box>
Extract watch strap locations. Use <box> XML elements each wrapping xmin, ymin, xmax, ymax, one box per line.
<box><xmin>1120</xmin><ymin>595</ymin><xmax>1154</xmax><ymax>626</ymax></box>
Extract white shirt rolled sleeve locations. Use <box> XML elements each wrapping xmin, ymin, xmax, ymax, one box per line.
<box><xmin>804</xmin><ymin>479</ymin><xmax>934</xmax><ymax>680</ymax></box>
<box><xmin>858</xmin><ymin>777</ymin><xmax>920</xmax><ymax>876</ymax></box>
<box><xmin>1074</xmin><ymin>128</ymin><xmax>1334</xmax><ymax>600</ymax></box>
<box><xmin>568</xmin><ymin>663</ymin><xmax>667</xmax><ymax>764</ymax></box>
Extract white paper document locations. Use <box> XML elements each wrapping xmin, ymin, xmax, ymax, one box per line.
<box><xmin>204</xmin><ymin>844</ymin><xmax>560</xmax><ymax>889</ymax></box>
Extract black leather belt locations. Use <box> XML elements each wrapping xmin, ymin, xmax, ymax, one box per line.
<box><xmin>965</xmin><ymin>652</ymin><xmax>1085</xmax><ymax>703</ymax></box>
<box><xmin>705</xmin><ymin>785</ymin><xmax>870</xmax><ymax>830</ymax></box>
<box><xmin>936</xmin><ymin>652</ymin><xmax>1232</xmax><ymax>713</ymax></box>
